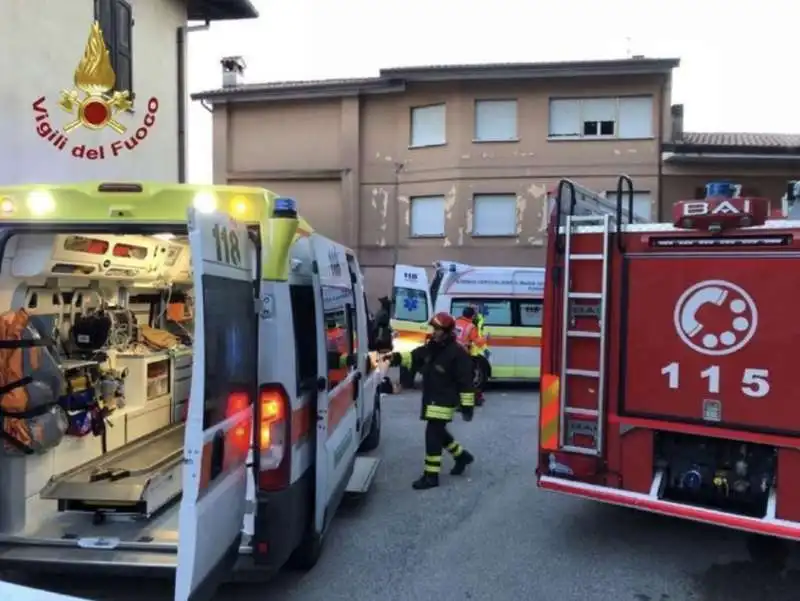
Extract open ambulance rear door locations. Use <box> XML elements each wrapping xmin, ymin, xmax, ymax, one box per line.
<box><xmin>309</xmin><ymin>236</ymin><xmax>361</xmax><ymax>534</ymax></box>
<box><xmin>391</xmin><ymin>265</ymin><xmax>431</xmax><ymax>353</ymax></box>
<box><xmin>175</xmin><ymin>208</ymin><xmax>257</xmax><ymax>601</ymax></box>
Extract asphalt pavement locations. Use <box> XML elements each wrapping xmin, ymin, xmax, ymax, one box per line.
<box><xmin>9</xmin><ymin>386</ymin><xmax>800</xmax><ymax>601</ymax></box>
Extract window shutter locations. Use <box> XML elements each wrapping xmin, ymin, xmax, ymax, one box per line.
<box><xmin>474</xmin><ymin>100</ymin><xmax>517</xmax><ymax>141</ymax></box>
<box><xmin>113</xmin><ymin>0</ymin><xmax>134</xmax><ymax>95</ymax></box>
<box><xmin>618</xmin><ymin>96</ymin><xmax>653</xmax><ymax>138</ymax></box>
<box><xmin>548</xmin><ymin>99</ymin><xmax>580</xmax><ymax>136</ymax></box>
<box><xmin>410</xmin><ymin>196</ymin><xmax>446</xmax><ymax>236</ymax></box>
<box><xmin>473</xmin><ymin>195</ymin><xmax>517</xmax><ymax>236</ymax></box>
<box><xmin>94</xmin><ymin>0</ymin><xmax>115</xmax><ymax>57</ymax></box>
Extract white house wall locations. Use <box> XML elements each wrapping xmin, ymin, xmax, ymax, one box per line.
<box><xmin>0</xmin><ymin>0</ymin><xmax>185</xmax><ymax>185</ymax></box>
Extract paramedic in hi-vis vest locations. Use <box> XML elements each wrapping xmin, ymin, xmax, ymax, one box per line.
<box><xmin>389</xmin><ymin>312</ymin><xmax>475</xmax><ymax>490</ymax></box>
<box><xmin>456</xmin><ymin>306</ymin><xmax>487</xmax><ymax>406</ymax></box>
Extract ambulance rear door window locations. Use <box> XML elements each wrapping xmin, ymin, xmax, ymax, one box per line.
<box><xmin>518</xmin><ymin>300</ymin><xmax>543</xmax><ymax>327</ymax></box>
<box><xmin>290</xmin><ymin>283</ymin><xmax>319</xmax><ymax>394</ymax></box>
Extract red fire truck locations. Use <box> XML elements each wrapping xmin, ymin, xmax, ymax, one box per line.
<box><xmin>536</xmin><ymin>176</ymin><xmax>800</xmax><ymax>540</ymax></box>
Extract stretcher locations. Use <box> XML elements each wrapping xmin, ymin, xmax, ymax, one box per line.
<box><xmin>39</xmin><ymin>422</ymin><xmax>185</xmax><ymax>519</ymax></box>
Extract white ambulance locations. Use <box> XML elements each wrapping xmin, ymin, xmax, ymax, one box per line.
<box><xmin>0</xmin><ymin>182</ymin><xmax>385</xmax><ymax>600</ymax></box>
<box><xmin>391</xmin><ymin>261</ymin><xmax>545</xmax><ymax>385</ymax></box>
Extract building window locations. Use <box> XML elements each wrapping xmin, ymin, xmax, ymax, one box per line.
<box><xmin>474</xmin><ymin>100</ymin><xmax>518</xmax><ymax>142</ymax></box>
<box><xmin>549</xmin><ymin>96</ymin><xmax>653</xmax><ymax>139</ymax></box>
<box><xmin>95</xmin><ymin>0</ymin><xmax>134</xmax><ymax>97</ymax></box>
<box><xmin>410</xmin><ymin>195</ymin><xmax>446</xmax><ymax>237</ymax></box>
<box><xmin>473</xmin><ymin>194</ymin><xmax>517</xmax><ymax>236</ymax></box>
<box><xmin>606</xmin><ymin>190</ymin><xmax>653</xmax><ymax>221</ymax></box>
<box><xmin>410</xmin><ymin>104</ymin><xmax>446</xmax><ymax>147</ymax></box>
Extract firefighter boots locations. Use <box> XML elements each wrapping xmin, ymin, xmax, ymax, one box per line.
<box><xmin>450</xmin><ymin>450</ymin><xmax>474</xmax><ymax>475</ymax></box>
<box><xmin>412</xmin><ymin>473</ymin><xmax>439</xmax><ymax>490</ymax></box>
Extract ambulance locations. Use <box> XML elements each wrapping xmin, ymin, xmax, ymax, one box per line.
<box><xmin>0</xmin><ymin>182</ymin><xmax>385</xmax><ymax>600</ymax></box>
<box><xmin>391</xmin><ymin>261</ymin><xmax>544</xmax><ymax>386</ymax></box>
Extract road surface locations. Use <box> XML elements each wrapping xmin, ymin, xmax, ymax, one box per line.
<box><xmin>7</xmin><ymin>386</ymin><xmax>800</xmax><ymax>601</ymax></box>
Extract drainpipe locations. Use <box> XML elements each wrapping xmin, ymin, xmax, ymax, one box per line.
<box><xmin>178</xmin><ymin>21</ymin><xmax>210</xmax><ymax>182</ymax></box>
<box><xmin>392</xmin><ymin>162</ymin><xmax>404</xmax><ymax>266</ymax></box>
<box><xmin>176</xmin><ymin>26</ymin><xmax>186</xmax><ymax>182</ymax></box>
<box><xmin>657</xmin><ymin>77</ymin><xmax>666</xmax><ymax>219</ymax></box>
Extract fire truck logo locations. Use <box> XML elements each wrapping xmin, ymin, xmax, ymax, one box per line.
<box><xmin>58</xmin><ymin>22</ymin><xmax>133</xmax><ymax>133</ymax></box>
<box><xmin>673</xmin><ymin>280</ymin><xmax>758</xmax><ymax>357</ymax></box>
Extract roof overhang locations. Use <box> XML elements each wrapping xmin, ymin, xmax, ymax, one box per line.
<box><xmin>188</xmin><ymin>0</ymin><xmax>258</xmax><ymax>21</ymax></box>
<box><xmin>380</xmin><ymin>58</ymin><xmax>680</xmax><ymax>82</ymax></box>
<box><xmin>192</xmin><ymin>57</ymin><xmax>680</xmax><ymax>104</ymax></box>
<box><xmin>192</xmin><ymin>79</ymin><xmax>407</xmax><ymax>104</ymax></box>
<box><xmin>662</xmin><ymin>150</ymin><xmax>800</xmax><ymax>165</ymax></box>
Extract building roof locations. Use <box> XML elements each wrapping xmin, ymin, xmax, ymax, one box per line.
<box><xmin>681</xmin><ymin>132</ymin><xmax>800</xmax><ymax>148</ymax></box>
<box><xmin>188</xmin><ymin>0</ymin><xmax>258</xmax><ymax>21</ymax></box>
<box><xmin>192</xmin><ymin>57</ymin><xmax>680</xmax><ymax>103</ymax></box>
<box><xmin>663</xmin><ymin>132</ymin><xmax>800</xmax><ymax>159</ymax></box>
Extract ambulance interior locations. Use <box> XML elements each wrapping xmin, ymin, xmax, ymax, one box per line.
<box><xmin>0</xmin><ymin>230</ymin><xmax>251</xmax><ymax>549</ymax></box>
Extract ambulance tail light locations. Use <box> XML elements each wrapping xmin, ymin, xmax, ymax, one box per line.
<box><xmin>225</xmin><ymin>391</ymin><xmax>252</xmax><ymax>456</ymax></box>
<box><xmin>257</xmin><ymin>383</ymin><xmax>291</xmax><ymax>491</ymax></box>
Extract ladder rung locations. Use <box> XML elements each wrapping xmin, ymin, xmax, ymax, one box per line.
<box><xmin>568</xmin><ymin>253</ymin><xmax>604</xmax><ymax>260</ymax></box>
<box><xmin>565</xmin><ymin>368</ymin><xmax>600</xmax><ymax>378</ymax></box>
<box><xmin>565</xmin><ymin>407</ymin><xmax>599</xmax><ymax>417</ymax></box>
<box><xmin>567</xmin><ymin>330</ymin><xmax>602</xmax><ymax>339</ymax></box>
<box><xmin>561</xmin><ymin>445</ymin><xmax>601</xmax><ymax>456</ymax></box>
<box><xmin>568</xmin><ymin>292</ymin><xmax>602</xmax><ymax>300</ymax></box>
<box><xmin>568</xmin><ymin>215</ymin><xmax>607</xmax><ymax>224</ymax></box>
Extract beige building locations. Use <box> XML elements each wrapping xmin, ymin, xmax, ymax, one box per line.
<box><xmin>193</xmin><ymin>58</ymin><xmax>800</xmax><ymax>301</ymax></box>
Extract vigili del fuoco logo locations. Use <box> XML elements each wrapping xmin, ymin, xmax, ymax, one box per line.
<box><xmin>31</xmin><ymin>21</ymin><xmax>159</xmax><ymax>160</ymax></box>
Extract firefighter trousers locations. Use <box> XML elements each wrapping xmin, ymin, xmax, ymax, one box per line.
<box><xmin>424</xmin><ymin>419</ymin><xmax>467</xmax><ymax>475</ymax></box>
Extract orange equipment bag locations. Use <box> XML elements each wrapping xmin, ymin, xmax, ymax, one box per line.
<box><xmin>0</xmin><ymin>309</ymin><xmax>68</xmax><ymax>455</ymax></box>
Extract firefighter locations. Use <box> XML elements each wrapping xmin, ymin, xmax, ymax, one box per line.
<box><xmin>389</xmin><ymin>312</ymin><xmax>475</xmax><ymax>490</ymax></box>
<box><xmin>457</xmin><ymin>306</ymin><xmax>487</xmax><ymax>406</ymax></box>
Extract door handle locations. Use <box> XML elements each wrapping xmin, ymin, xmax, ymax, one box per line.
<box><xmin>316</xmin><ymin>376</ymin><xmax>327</xmax><ymax>391</ymax></box>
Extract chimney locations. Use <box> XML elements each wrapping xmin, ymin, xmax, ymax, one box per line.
<box><xmin>221</xmin><ymin>56</ymin><xmax>246</xmax><ymax>88</ymax></box>
<box><xmin>670</xmin><ymin>104</ymin><xmax>684</xmax><ymax>142</ymax></box>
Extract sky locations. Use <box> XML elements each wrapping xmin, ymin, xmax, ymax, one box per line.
<box><xmin>186</xmin><ymin>0</ymin><xmax>799</xmax><ymax>183</ymax></box>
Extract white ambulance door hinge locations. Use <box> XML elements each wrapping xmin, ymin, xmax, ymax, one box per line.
<box><xmin>257</xmin><ymin>293</ymin><xmax>274</xmax><ymax>319</ymax></box>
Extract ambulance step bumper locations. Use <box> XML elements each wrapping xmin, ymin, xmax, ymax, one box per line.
<box><xmin>345</xmin><ymin>456</ymin><xmax>380</xmax><ymax>496</ymax></box>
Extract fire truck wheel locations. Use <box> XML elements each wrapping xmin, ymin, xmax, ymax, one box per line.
<box><xmin>359</xmin><ymin>394</ymin><xmax>382</xmax><ymax>452</ymax></box>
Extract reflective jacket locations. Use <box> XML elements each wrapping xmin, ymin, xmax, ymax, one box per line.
<box><xmin>472</xmin><ymin>313</ymin><xmax>488</xmax><ymax>356</ymax></box>
<box><xmin>398</xmin><ymin>336</ymin><xmax>475</xmax><ymax>421</ymax></box>
<box><xmin>454</xmin><ymin>316</ymin><xmax>479</xmax><ymax>352</ymax></box>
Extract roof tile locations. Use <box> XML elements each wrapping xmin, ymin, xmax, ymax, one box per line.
<box><xmin>682</xmin><ymin>132</ymin><xmax>800</xmax><ymax>147</ymax></box>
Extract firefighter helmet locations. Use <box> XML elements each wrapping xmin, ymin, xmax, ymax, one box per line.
<box><xmin>429</xmin><ymin>312</ymin><xmax>456</xmax><ymax>331</ymax></box>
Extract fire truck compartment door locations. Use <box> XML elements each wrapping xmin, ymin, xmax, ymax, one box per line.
<box><xmin>174</xmin><ymin>208</ymin><xmax>255</xmax><ymax>601</ymax></box>
<box><xmin>621</xmin><ymin>254</ymin><xmax>800</xmax><ymax>433</ymax></box>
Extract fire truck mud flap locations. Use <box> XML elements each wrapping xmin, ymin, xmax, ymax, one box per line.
<box><xmin>619</xmin><ymin>252</ymin><xmax>800</xmax><ymax>434</ymax></box>
<box><xmin>539</xmin><ymin>472</ymin><xmax>800</xmax><ymax>541</ymax></box>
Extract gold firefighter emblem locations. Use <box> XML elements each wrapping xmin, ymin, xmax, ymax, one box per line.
<box><xmin>58</xmin><ymin>22</ymin><xmax>132</xmax><ymax>134</ymax></box>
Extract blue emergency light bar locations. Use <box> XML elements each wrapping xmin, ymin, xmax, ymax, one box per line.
<box><xmin>705</xmin><ymin>181</ymin><xmax>741</xmax><ymax>199</ymax></box>
<box><xmin>273</xmin><ymin>197</ymin><xmax>297</xmax><ymax>216</ymax></box>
